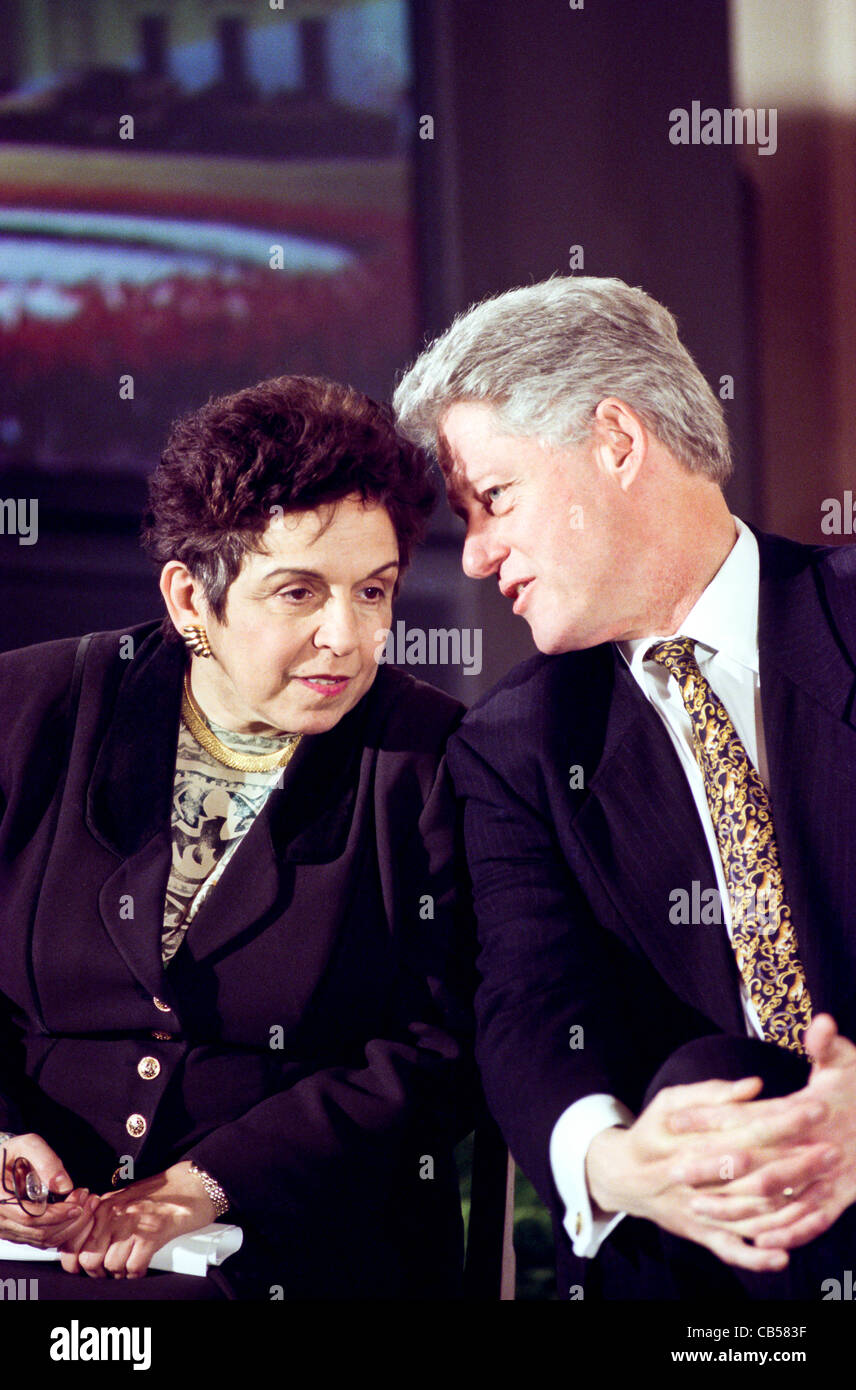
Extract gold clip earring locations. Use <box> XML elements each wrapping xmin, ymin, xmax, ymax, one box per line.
<box><xmin>182</xmin><ymin>625</ymin><xmax>213</xmax><ymax>659</ymax></box>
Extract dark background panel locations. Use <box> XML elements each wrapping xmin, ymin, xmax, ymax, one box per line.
<box><xmin>1</xmin><ymin>0</ymin><xmax>756</xmax><ymax>705</ymax></box>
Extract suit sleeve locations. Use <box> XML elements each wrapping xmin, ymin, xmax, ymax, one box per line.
<box><xmin>0</xmin><ymin>993</ymin><xmax>28</xmax><ymax>1134</ymax></box>
<box><xmin>0</xmin><ymin>776</ymin><xmax>23</xmax><ymax>1132</ymax></box>
<box><xmin>185</xmin><ymin>751</ymin><xmax>478</xmax><ymax>1257</ymax></box>
<box><xmin>445</xmin><ymin>721</ymin><xmax>654</xmax><ymax>1212</ymax></box>
<box><xmin>0</xmin><ymin>639</ymin><xmax>80</xmax><ymax>1139</ymax></box>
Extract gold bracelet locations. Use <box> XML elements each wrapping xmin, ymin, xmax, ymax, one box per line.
<box><xmin>189</xmin><ymin>1161</ymin><xmax>230</xmax><ymax>1218</ymax></box>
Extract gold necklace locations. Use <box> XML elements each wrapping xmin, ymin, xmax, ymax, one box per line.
<box><xmin>181</xmin><ymin>671</ymin><xmax>301</xmax><ymax>773</ymax></box>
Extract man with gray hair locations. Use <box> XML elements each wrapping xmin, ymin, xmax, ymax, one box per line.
<box><xmin>394</xmin><ymin>276</ymin><xmax>856</xmax><ymax>1299</ymax></box>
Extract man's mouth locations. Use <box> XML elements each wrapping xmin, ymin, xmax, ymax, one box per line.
<box><xmin>501</xmin><ymin>577</ymin><xmax>534</xmax><ymax>598</ymax></box>
<box><xmin>501</xmin><ymin>578</ymin><xmax>534</xmax><ymax>613</ymax></box>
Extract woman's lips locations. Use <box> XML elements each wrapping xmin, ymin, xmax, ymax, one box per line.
<box><xmin>296</xmin><ymin>675</ymin><xmax>352</xmax><ymax>697</ymax></box>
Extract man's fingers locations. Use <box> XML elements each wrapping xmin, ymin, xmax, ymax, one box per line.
<box><xmin>667</xmin><ymin>1093</ymin><xmax>824</xmax><ymax>1136</ymax></box>
<box><xmin>694</xmin><ymin>1139</ymin><xmax>833</xmax><ymax>1195</ymax></box>
<box><xmin>672</xmin><ymin>1141</ymin><xmax>838</xmax><ymax>1190</ymax></box>
<box><xmin>754</xmin><ymin>1204</ymin><xmax>837</xmax><ymax>1250</ymax></box>
<box><xmin>658</xmin><ymin>1076</ymin><xmax>763</xmax><ymax>1115</ymax></box>
<box><xmin>689</xmin><ymin>1191</ymin><xmax>782</xmax><ymax>1223</ymax></box>
<box><xmin>667</xmin><ymin>1146</ymin><xmax>752</xmax><ymax>1186</ymax></box>
<box><xmin>693</xmin><ymin>1191</ymin><xmax>820</xmax><ymax>1238</ymax></box>
<box><xmin>685</xmin><ymin>1169</ymin><xmax>829</xmax><ymax>1234</ymax></box>
<box><xmin>694</xmin><ymin>1223</ymin><xmax>789</xmax><ymax>1273</ymax></box>
<box><xmin>724</xmin><ymin>1145</ymin><xmax>838</xmax><ymax>1199</ymax></box>
<box><xmin>804</xmin><ymin>1013</ymin><xmax>840</xmax><ymax>1067</ymax></box>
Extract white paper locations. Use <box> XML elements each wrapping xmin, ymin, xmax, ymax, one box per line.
<box><xmin>0</xmin><ymin>1222</ymin><xmax>243</xmax><ymax>1276</ymax></box>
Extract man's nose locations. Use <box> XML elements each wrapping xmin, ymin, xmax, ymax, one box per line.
<box><xmin>462</xmin><ymin>523</ymin><xmax>507</xmax><ymax>579</ymax></box>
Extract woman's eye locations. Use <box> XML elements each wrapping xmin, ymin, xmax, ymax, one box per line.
<box><xmin>361</xmin><ymin>585</ymin><xmax>387</xmax><ymax>601</ymax></box>
<box><xmin>279</xmin><ymin>587</ymin><xmax>313</xmax><ymax>602</ymax></box>
<box><xmin>484</xmin><ymin>485</ymin><xmax>507</xmax><ymax>509</ymax></box>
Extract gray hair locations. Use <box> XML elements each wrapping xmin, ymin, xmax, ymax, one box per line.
<box><xmin>393</xmin><ymin>276</ymin><xmax>732</xmax><ymax>484</ymax></box>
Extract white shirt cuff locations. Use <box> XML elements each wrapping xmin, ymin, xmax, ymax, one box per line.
<box><xmin>550</xmin><ymin>1094</ymin><xmax>636</xmax><ymax>1258</ymax></box>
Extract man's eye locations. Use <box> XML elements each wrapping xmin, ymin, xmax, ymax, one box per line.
<box><xmin>484</xmin><ymin>485</ymin><xmax>508</xmax><ymax>511</ymax></box>
<box><xmin>361</xmin><ymin>585</ymin><xmax>387</xmax><ymax>601</ymax></box>
<box><xmin>278</xmin><ymin>587</ymin><xmax>312</xmax><ymax>602</ymax></box>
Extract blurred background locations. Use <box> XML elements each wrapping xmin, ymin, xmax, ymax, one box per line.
<box><xmin>0</xmin><ymin>0</ymin><xmax>854</xmax><ymax>1297</ymax></box>
<box><xmin>2</xmin><ymin>0</ymin><xmax>855</xmax><ymax>684</ymax></box>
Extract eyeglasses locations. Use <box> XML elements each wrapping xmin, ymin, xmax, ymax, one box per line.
<box><xmin>1</xmin><ymin>1148</ymin><xmax>67</xmax><ymax>1218</ymax></box>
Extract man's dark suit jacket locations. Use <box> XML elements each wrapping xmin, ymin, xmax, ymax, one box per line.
<box><xmin>447</xmin><ymin>531</ymin><xmax>856</xmax><ymax>1295</ymax></box>
<box><xmin>0</xmin><ymin>620</ymin><xmax>475</xmax><ymax>1299</ymax></box>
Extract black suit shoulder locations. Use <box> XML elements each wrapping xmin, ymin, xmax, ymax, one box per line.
<box><xmin>756</xmin><ymin>526</ymin><xmax>856</xmax><ymax>576</ymax></box>
<box><xmin>823</xmin><ymin>540</ymin><xmax>856</xmax><ymax>582</ymax></box>
<box><xmin>814</xmin><ymin>541</ymin><xmax>856</xmax><ymax>666</ymax></box>
<box><xmin>756</xmin><ymin>529</ymin><xmax>856</xmax><ymax>669</ymax></box>
<box><xmin>449</xmin><ymin>644</ymin><xmax>615</xmax><ymax>806</ymax></box>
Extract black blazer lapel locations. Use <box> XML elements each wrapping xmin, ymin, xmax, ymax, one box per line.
<box><xmin>178</xmin><ymin>707</ymin><xmax>363</xmax><ymax>966</ymax></box>
<box><xmin>86</xmin><ymin>625</ymin><xmax>183</xmax><ymax>859</ymax></box>
<box><xmin>568</xmin><ymin>651</ymin><xmax>746</xmax><ymax>1033</ymax></box>
<box><xmin>79</xmin><ymin>627</ymin><xmax>183</xmax><ymax>1001</ymax></box>
<box><xmin>757</xmin><ymin>533</ymin><xmax>856</xmax><ymax>1033</ymax></box>
<box><xmin>95</xmin><ymin>833</ymin><xmax>175</xmax><ymax>1005</ymax></box>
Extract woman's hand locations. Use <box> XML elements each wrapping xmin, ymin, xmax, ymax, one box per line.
<box><xmin>0</xmin><ymin>1133</ymin><xmax>98</xmax><ymax>1249</ymax></box>
<box><xmin>59</xmin><ymin>1161</ymin><xmax>218</xmax><ymax>1278</ymax></box>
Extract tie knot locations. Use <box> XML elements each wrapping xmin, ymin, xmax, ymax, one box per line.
<box><xmin>646</xmin><ymin>636</ymin><xmax>699</xmax><ymax>678</ymax></box>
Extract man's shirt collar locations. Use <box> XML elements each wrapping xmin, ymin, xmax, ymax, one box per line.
<box><xmin>617</xmin><ymin>516</ymin><xmax>759</xmax><ymax>677</ymax></box>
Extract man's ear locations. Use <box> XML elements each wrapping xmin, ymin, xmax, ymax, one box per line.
<box><xmin>592</xmin><ymin>397</ymin><xmax>648</xmax><ymax>490</ymax></box>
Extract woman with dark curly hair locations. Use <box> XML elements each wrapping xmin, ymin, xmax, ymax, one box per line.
<box><xmin>0</xmin><ymin>375</ymin><xmax>475</xmax><ymax>1300</ymax></box>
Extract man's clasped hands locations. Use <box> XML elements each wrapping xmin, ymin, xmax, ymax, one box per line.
<box><xmin>586</xmin><ymin>1013</ymin><xmax>856</xmax><ymax>1269</ymax></box>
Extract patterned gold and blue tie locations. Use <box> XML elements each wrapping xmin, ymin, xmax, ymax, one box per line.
<box><xmin>647</xmin><ymin>637</ymin><xmax>812</xmax><ymax>1054</ymax></box>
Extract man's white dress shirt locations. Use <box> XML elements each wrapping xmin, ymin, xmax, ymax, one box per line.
<box><xmin>550</xmin><ymin>517</ymin><xmax>771</xmax><ymax>1257</ymax></box>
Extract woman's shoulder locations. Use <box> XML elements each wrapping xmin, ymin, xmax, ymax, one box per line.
<box><xmin>360</xmin><ymin>667</ymin><xmax>465</xmax><ymax>765</ymax></box>
<box><xmin>0</xmin><ymin>621</ymin><xmax>163</xmax><ymax>749</ymax></box>
<box><xmin>0</xmin><ymin>619</ymin><xmax>161</xmax><ymax>687</ymax></box>
<box><xmin>0</xmin><ymin>629</ymin><xmax>83</xmax><ymax>684</ymax></box>
<box><xmin>0</xmin><ymin>630</ymin><xmax>87</xmax><ymax>743</ymax></box>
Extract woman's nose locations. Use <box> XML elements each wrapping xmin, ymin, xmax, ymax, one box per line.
<box><xmin>313</xmin><ymin>599</ymin><xmax>360</xmax><ymax>653</ymax></box>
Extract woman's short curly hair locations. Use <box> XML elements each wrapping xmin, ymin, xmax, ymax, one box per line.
<box><xmin>141</xmin><ymin>374</ymin><xmax>436</xmax><ymax>630</ymax></box>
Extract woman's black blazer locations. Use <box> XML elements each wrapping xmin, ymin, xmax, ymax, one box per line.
<box><xmin>0</xmin><ymin>620</ymin><xmax>476</xmax><ymax>1298</ymax></box>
